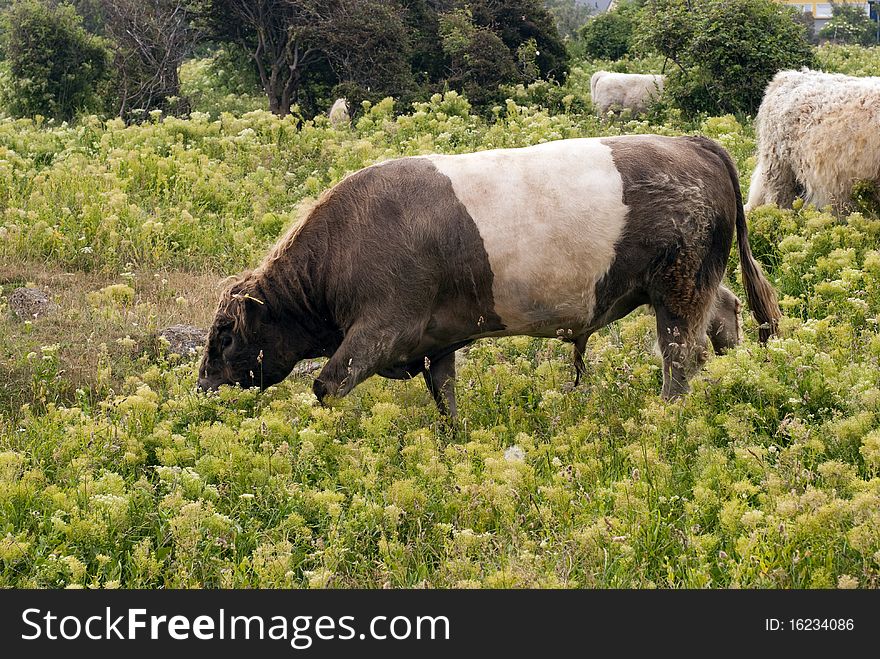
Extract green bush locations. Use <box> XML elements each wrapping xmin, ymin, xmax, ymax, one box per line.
<box><xmin>639</xmin><ymin>0</ymin><xmax>815</xmax><ymax>116</ymax></box>
<box><xmin>0</xmin><ymin>0</ymin><xmax>111</xmax><ymax>121</ymax></box>
<box><xmin>179</xmin><ymin>47</ymin><xmax>267</xmax><ymax>119</ymax></box>
<box><xmin>816</xmin><ymin>43</ymin><xmax>880</xmax><ymax>75</ymax></box>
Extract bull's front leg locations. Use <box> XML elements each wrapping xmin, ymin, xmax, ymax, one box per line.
<box><xmin>313</xmin><ymin>325</ymin><xmax>413</xmax><ymax>404</ymax></box>
<box><xmin>423</xmin><ymin>350</ymin><xmax>457</xmax><ymax>418</ymax></box>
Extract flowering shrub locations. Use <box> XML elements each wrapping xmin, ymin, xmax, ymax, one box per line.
<box><xmin>1</xmin><ymin>50</ymin><xmax>879</xmax><ymax>588</ymax></box>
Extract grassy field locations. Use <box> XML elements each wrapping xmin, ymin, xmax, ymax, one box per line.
<box><xmin>1</xmin><ymin>51</ymin><xmax>879</xmax><ymax>588</ymax></box>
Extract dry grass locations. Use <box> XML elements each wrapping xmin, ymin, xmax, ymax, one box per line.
<box><xmin>1</xmin><ymin>258</ymin><xmax>225</xmax><ymax>420</ymax></box>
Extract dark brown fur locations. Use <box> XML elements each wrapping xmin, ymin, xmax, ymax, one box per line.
<box><xmin>581</xmin><ymin>136</ymin><xmax>779</xmax><ymax>397</ymax></box>
<box><xmin>199</xmin><ymin>159</ymin><xmax>501</xmax><ymax>405</ymax></box>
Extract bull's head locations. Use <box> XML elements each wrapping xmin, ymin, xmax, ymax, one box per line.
<box><xmin>197</xmin><ymin>276</ymin><xmax>312</xmax><ymax>391</ymax></box>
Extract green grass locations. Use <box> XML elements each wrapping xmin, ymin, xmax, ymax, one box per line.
<box><xmin>1</xmin><ymin>50</ymin><xmax>879</xmax><ymax>588</ymax></box>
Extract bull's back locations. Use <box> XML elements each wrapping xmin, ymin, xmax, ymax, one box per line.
<box><xmin>346</xmin><ymin>136</ymin><xmax>735</xmax><ymax>342</ymax></box>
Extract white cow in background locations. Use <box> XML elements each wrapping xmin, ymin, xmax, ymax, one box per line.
<box><xmin>747</xmin><ymin>69</ymin><xmax>880</xmax><ymax>213</ymax></box>
<box><xmin>329</xmin><ymin>98</ymin><xmax>350</xmax><ymax>129</ymax></box>
<box><xmin>590</xmin><ymin>71</ymin><xmax>665</xmax><ymax>116</ymax></box>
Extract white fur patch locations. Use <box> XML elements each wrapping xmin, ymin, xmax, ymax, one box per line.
<box><xmin>591</xmin><ymin>71</ymin><xmax>665</xmax><ymax>115</ymax></box>
<box><xmin>425</xmin><ymin>139</ymin><xmax>628</xmax><ymax>337</ymax></box>
<box><xmin>752</xmin><ymin>69</ymin><xmax>880</xmax><ymax>211</ymax></box>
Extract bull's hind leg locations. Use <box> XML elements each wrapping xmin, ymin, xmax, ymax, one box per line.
<box><xmin>572</xmin><ymin>334</ymin><xmax>590</xmax><ymax>387</ymax></box>
<box><xmin>423</xmin><ymin>350</ymin><xmax>457</xmax><ymax>418</ymax></box>
<box><xmin>654</xmin><ymin>303</ymin><xmax>712</xmax><ymax>400</ymax></box>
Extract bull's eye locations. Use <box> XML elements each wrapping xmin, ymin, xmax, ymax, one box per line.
<box><xmin>220</xmin><ymin>334</ymin><xmax>233</xmax><ymax>350</ymax></box>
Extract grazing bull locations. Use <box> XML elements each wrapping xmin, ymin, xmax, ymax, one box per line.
<box><xmin>198</xmin><ymin>136</ymin><xmax>781</xmax><ymax>416</ymax></box>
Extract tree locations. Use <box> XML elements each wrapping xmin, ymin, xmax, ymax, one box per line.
<box><xmin>321</xmin><ymin>0</ymin><xmax>417</xmax><ymax>110</ymax></box>
<box><xmin>1</xmin><ymin>0</ymin><xmax>111</xmax><ymax>120</ymax></box>
<box><xmin>101</xmin><ymin>0</ymin><xmax>201</xmax><ymax>119</ymax></box>
<box><xmin>200</xmin><ymin>0</ymin><xmax>570</xmax><ymax>118</ymax></box>
<box><xmin>400</xmin><ymin>0</ymin><xmax>447</xmax><ymax>85</ymax></box>
<box><xmin>639</xmin><ymin>0</ymin><xmax>815</xmax><ymax>116</ymax></box>
<box><xmin>819</xmin><ymin>2</ymin><xmax>877</xmax><ymax>46</ymax></box>
<box><xmin>197</xmin><ymin>0</ymin><xmax>332</xmax><ymax>117</ymax></box>
<box><xmin>580</xmin><ymin>0</ymin><xmax>640</xmax><ymax>60</ymax></box>
<box><xmin>65</xmin><ymin>0</ymin><xmax>106</xmax><ymax>34</ymax></box>
<box><xmin>439</xmin><ymin>6</ymin><xmax>517</xmax><ymax>108</ymax></box>
<box><xmin>471</xmin><ymin>0</ymin><xmax>569</xmax><ymax>81</ymax></box>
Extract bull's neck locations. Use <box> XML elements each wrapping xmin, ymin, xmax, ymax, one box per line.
<box><xmin>256</xmin><ymin>221</ymin><xmax>336</xmax><ymax>341</ymax></box>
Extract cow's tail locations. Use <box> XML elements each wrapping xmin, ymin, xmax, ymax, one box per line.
<box><xmin>736</xmin><ymin>188</ymin><xmax>781</xmax><ymax>342</ymax></box>
<box><xmin>697</xmin><ymin>136</ymin><xmax>781</xmax><ymax>343</ymax></box>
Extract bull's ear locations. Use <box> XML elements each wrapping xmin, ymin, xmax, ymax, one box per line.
<box><xmin>231</xmin><ymin>291</ymin><xmax>268</xmax><ymax>328</ymax></box>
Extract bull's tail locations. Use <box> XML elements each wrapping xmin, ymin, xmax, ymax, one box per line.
<box><xmin>735</xmin><ymin>193</ymin><xmax>781</xmax><ymax>342</ymax></box>
<box><xmin>695</xmin><ymin>136</ymin><xmax>781</xmax><ymax>343</ymax></box>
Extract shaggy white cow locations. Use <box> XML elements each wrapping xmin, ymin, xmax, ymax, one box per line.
<box><xmin>590</xmin><ymin>71</ymin><xmax>665</xmax><ymax>116</ymax></box>
<box><xmin>747</xmin><ymin>69</ymin><xmax>880</xmax><ymax>213</ymax></box>
<box><xmin>328</xmin><ymin>98</ymin><xmax>350</xmax><ymax>129</ymax></box>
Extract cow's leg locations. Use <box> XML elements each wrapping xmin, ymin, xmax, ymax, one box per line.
<box><xmin>707</xmin><ymin>284</ymin><xmax>743</xmax><ymax>355</ymax></box>
<box><xmin>313</xmin><ymin>325</ymin><xmax>414</xmax><ymax>403</ymax></box>
<box><xmin>423</xmin><ymin>350</ymin><xmax>457</xmax><ymax>418</ymax></box>
<box><xmin>744</xmin><ymin>161</ymin><xmax>767</xmax><ymax>212</ymax></box>
<box><xmin>654</xmin><ymin>304</ymin><xmax>711</xmax><ymax>400</ymax></box>
<box><xmin>572</xmin><ymin>334</ymin><xmax>589</xmax><ymax>386</ymax></box>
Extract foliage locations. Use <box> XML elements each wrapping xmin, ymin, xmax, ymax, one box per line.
<box><xmin>195</xmin><ymin>0</ymin><xmax>334</xmax><ymax>117</ymax></box>
<box><xmin>579</xmin><ymin>0</ymin><xmax>641</xmax><ymax>60</ymax></box>
<box><xmin>197</xmin><ymin>0</ymin><xmax>569</xmax><ymax>117</ymax></box>
<box><xmin>0</xmin><ymin>0</ymin><xmax>111</xmax><ymax>121</ymax></box>
<box><xmin>66</xmin><ymin>0</ymin><xmax>106</xmax><ymax>35</ymax></box>
<box><xmin>321</xmin><ymin>0</ymin><xmax>417</xmax><ymax>112</ymax></box>
<box><xmin>638</xmin><ymin>0</ymin><xmax>815</xmax><ymax>116</ymax></box>
<box><xmin>2</xmin><ymin>50</ymin><xmax>880</xmax><ymax>589</ymax></box>
<box><xmin>816</xmin><ymin>42</ymin><xmax>880</xmax><ymax>75</ymax></box>
<box><xmin>472</xmin><ymin>0</ymin><xmax>569</xmax><ymax>82</ymax></box>
<box><xmin>819</xmin><ymin>2</ymin><xmax>878</xmax><ymax>46</ymax></box>
<box><xmin>179</xmin><ymin>46</ymin><xmax>267</xmax><ymax>118</ymax></box>
<box><xmin>439</xmin><ymin>7</ymin><xmax>519</xmax><ymax>109</ymax></box>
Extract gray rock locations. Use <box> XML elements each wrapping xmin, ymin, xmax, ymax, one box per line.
<box><xmin>158</xmin><ymin>324</ymin><xmax>207</xmax><ymax>356</ymax></box>
<box><xmin>292</xmin><ymin>360</ymin><xmax>323</xmax><ymax>376</ymax></box>
<box><xmin>8</xmin><ymin>287</ymin><xmax>59</xmax><ymax>321</ymax></box>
